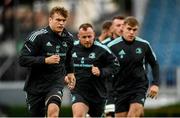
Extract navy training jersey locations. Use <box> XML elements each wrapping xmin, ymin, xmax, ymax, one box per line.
<box><xmin>71</xmin><ymin>40</ymin><xmax>119</xmax><ymax>99</ymax></box>
<box><xmin>101</xmin><ymin>37</ymin><xmax>113</xmax><ymax>45</ymax></box>
<box><xmin>19</xmin><ymin>26</ymin><xmax>74</xmax><ymax>94</ymax></box>
<box><xmin>107</xmin><ymin>36</ymin><xmax>159</xmax><ymax>93</ymax></box>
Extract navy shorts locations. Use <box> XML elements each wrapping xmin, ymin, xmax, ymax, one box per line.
<box><xmin>71</xmin><ymin>92</ymin><xmax>106</xmax><ymax>117</ymax></box>
<box><xmin>104</xmin><ymin>95</ymin><xmax>115</xmax><ymax>113</ymax></box>
<box><xmin>115</xmin><ymin>89</ymin><xmax>146</xmax><ymax>113</ymax></box>
<box><xmin>26</xmin><ymin>89</ymin><xmax>63</xmax><ymax>117</ymax></box>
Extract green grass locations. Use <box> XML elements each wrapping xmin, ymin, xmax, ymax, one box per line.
<box><xmin>145</xmin><ymin>102</ymin><xmax>180</xmax><ymax>117</ymax></box>
<box><xmin>3</xmin><ymin>102</ymin><xmax>180</xmax><ymax>117</ymax></box>
<box><xmin>4</xmin><ymin>106</ymin><xmax>72</xmax><ymax>117</ymax></box>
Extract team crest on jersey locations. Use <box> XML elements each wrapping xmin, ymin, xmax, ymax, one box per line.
<box><xmin>89</xmin><ymin>52</ymin><xmax>96</xmax><ymax>59</ymax></box>
<box><xmin>62</xmin><ymin>41</ymin><xmax>67</xmax><ymax>47</ymax></box>
<box><xmin>136</xmin><ymin>48</ymin><xmax>142</xmax><ymax>54</ymax></box>
<box><xmin>118</xmin><ymin>49</ymin><xmax>126</xmax><ymax>59</ymax></box>
<box><xmin>72</xmin><ymin>52</ymin><xmax>77</xmax><ymax>58</ymax></box>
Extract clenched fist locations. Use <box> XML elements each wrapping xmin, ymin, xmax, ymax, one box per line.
<box><xmin>147</xmin><ymin>85</ymin><xmax>159</xmax><ymax>99</ymax></box>
<box><xmin>91</xmin><ymin>65</ymin><xmax>100</xmax><ymax>77</ymax></box>
<box><xmin>45</xmin><ymin>55</ymin><xmax>60</xmax><ymax>64</ymax></box>
<box><xmin>64</xmin><ymin>73</ymin><xmax>76</xmax><ymax>90</ymax></box>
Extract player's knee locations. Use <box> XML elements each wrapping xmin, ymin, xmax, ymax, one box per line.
<box><xmin>46</xmin><ymin>95</ymin><xmax>62</xmax><ymax>117</ymax></box>
<box><xmin>134</xmin><ymin>104</ymin><xmax>144</xmax><ymax>117</ymax></box>
<box><xmin>47</xmin><ymin>103</ymin><xmax>59</xmax><ymax>117</ymax></box>
<box><xmin>134</xmin><ymin>108</ymin><xmax>144</xmax><ymax>117</ymax></box>
<box><xmin>73</xmin><ymin>109</ymin><xmax>86</xmax><ymax>117</ymax></box>
<box><xmin>73</xmin><ymin>112</ymin><xmax>86</xmax><ymax>117</ymax></box>
<box><xmin>128</xmin><ymin>103</ymin><xmax>144</xmax><ymax>117</ymax></box>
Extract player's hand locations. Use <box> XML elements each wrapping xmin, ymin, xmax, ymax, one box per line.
<box><xmin>91</xmin><ymin>65</ymin><xmax>100</xmax><ymax>77</ymax></box>
<box><xmin>147</xmin><ymin>85</ymin><xmax>159</xmax><ymax>99</ymax></box>
<box><xmin>64</xmin><ymin>73</ymin><xmax>76</xmax><ymax>90</ymax></box>
<box><xmin>45</xmin><ymin>55</ymin><xmax>60</xmax><ymax>64</ymax></box>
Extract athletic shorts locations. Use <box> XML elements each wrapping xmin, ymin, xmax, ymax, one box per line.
<box><xmin>105</xmin><ymin>76</ymin><xmax>115</xmax><ymax>114</ymax></box>
<box><xmin>26</xmin><ymin>89</ymin><xmax>63</xmax><ymax>117</ymax></box>
<box><xmin>71</xmin><ymin>92</ymin><xmax>106</xmax><ymax>117</ymax></box>
<box><xmin>104</xmin><ymin>95</ymin><xmax>115</xmax><ymax>113</ymax></box>
<box><xmin>115</xmin><ymin>89</ymin><xmax>147</xmax><ymax>113</ymax></box>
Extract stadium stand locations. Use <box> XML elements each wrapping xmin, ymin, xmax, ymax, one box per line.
<box><xmin>140</xmin><ymin>0</ymin><xmax>180</xmax><ymax>107</ymax></box>
<box><xmin>140</xmin><ymin>0</ymin><xmax>180</xmax><ymax>83</ymax></box>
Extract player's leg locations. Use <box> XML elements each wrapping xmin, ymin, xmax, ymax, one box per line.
<box><xmin>26</xmin><ymin>92</ymin><xmax>46</xmax><ymax>116</ymax></box>
<box><xmin>71</xmin><ymin>93</ymin><xmax>89</xmax><ymax>117</ymax></box>
<box><xmin>115</xmin><ymin>111</ymin><xmax>128</xmax><ymax>117</ymax></box>
<box><xmin>72</xmin><ymin>102</ymin><xmax>89</xmax><ymax>117</ymax></box>
<box><xmin>47</xmin><ymin>103</ymin><xmax>60</xmax><ymax>117</ymax></box>
<box><xmin>45</xmin><ymin>89</ymin><xmax>63</xmax><ymax>117</ymax></box>
<box><xmin>127</xmin><ymin>89</ymin><xmax>147</xmax><ymax>117</ymax></box>
<box><xmin>105</xmin><ymin>104</ymin><xmax>115</xmax><ymax>118</ymax></box>
<box><xmin>114</xmin><ymin>94</ymin><xmax>130</xmax><ymax>118</ymax></box>
<box><xmin>104</xmin><ymin>95</ymin><xmax>115</xmax><ymax>118</ymax></box>
<box><xmin>128</xmin><ymin>102</ymin><xmax>144</xmax><ymax>117</ymax></box>
<box><xmin>88</xmin><ymin>99</ymin><xmax>106</xmax><ymax>117</ymax></box>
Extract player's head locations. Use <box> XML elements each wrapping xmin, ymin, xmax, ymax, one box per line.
<box><xmin>101</xmin><ymin>20</ymin><xmax>112</xmax><ymax>38</ymax></box>
<box><xmin>78</xmin><ymin>23</ymin><xmax>95</xmax><ymax>48</ymax></box>
<box><xmin>112</xmin><ymin>15</ymin><xmax>125</xmax><ymax>38</ymax></box>
<box><xmin>122</xmin><ymin>16</ymin><xmax>139</xmax><ymax>42</ymax></box>
<box><xmin>49</xmin><ymin>6</ymin><xmax>68</xmax><ymax>33</ymax></box>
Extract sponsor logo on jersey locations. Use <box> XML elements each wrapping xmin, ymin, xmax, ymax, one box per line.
<box><xmin>62</xmin><ymin>41</ymin><xmax>67</xmax><ymax>47</ymax></box>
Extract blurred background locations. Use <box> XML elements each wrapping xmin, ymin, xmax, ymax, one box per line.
<box><xmin>0</xmin><ymin>0</ymin><xmax>180</xmax><ymax>117</ymax></box>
